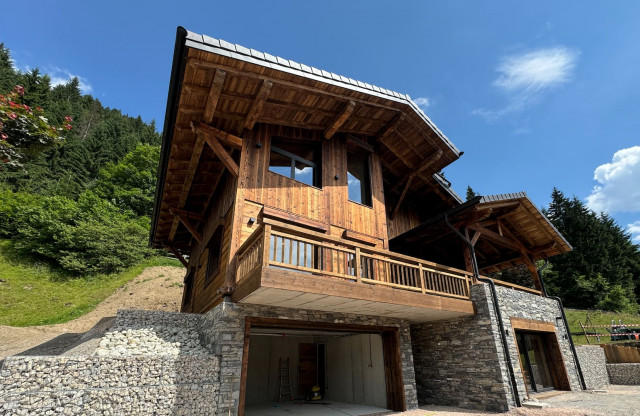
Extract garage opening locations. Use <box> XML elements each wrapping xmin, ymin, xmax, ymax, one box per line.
<box><xmin>239</xmin><ymin>318</ymin><xmax>405</xmax><ymax>416</ymax></box>
<box><xmin>514</xmin><ymin>330</ymin><xmax>571</xmax><ymax>395</ymax></box>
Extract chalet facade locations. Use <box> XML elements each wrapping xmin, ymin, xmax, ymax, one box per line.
<box><xmin>150</xmin><ymin>27</ymin><xmax>586</xmax><ymax>416</ymax></box>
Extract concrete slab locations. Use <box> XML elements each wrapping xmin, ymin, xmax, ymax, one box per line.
<box><xmin>245</xmin><ymin>401</ymin><xmax>390</xmax><ymax>416</ymax></box>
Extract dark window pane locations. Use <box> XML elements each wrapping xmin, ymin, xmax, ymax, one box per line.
<box><xmin>347</xmin><ymin>151</ymin><xmax>372</xmax><ymax>206</ymax></box>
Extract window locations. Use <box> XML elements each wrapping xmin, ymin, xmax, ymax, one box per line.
<box><xmin>269</xmin><ymin>137</ymin><xmax>320</xmax><ymax>187</ymax></box>
<box><xmin>205</xmin><ymin>225</ymin><xmax>224</xmax><ymax>284</ymax></box>
<box><xmin>347</xmin><ymin>151</ymin><xmax>372</xmax><ymax>206</ymax></box>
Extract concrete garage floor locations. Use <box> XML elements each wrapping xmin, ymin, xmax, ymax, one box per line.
<box><xmin>244</xmin><ymin>401</ymin><xmax>390</xmax><ymax>416</ymax></box>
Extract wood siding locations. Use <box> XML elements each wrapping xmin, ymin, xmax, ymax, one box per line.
<box><xmin>238</xmin><ymin>124</ymin><xmax>387</xmax><ymax>248</ymax></box>
<box><xmin>183</xmin><ymin>171</ymin><xmax>236</xmax><ymax>313</ymax></box>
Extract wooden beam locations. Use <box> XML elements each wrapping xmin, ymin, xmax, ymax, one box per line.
<box><xmin>375</xmin><ymin>114</ymin><xmax>404</xmax><ymax>143</ymax></box>
<box><xmin>193</xmin><ymin>122</ymin><xmax>243</xmax><ymax>149</ymax></box>
<box><xmin>390</xmin><ymin>174</ymin><xmax>414</xmax><ymax>221</ymax></box>
<box><xmin>175</xmin><ymin>211</ymin><xmax>202</xmax><ymax>244</ymax></box>
<box><xmin>165</xmin><ymin>245</ymin><xmax>188</xmax><ymax>268</ymax></box>
<box><xmin>192</xmin><ymin>122</ymin><xmax>239</xmax><ymax>177</ymax></box>
<box><xmin>168</xmin><ymin>134</ymin><xmax>206</xmax><ymax>242</ymax></box>
<box><xmin>468</xmin><ymin>223</ymin><xmax>521</xmax><ymax>252</ymax></box>
<box><xmin>203</xmin><ymin>70</ymin><xmax>226</xmax><ymax>124</ymax></box>
<box><xmin>244</xmin><ymin>80</ymin><xmax>272</xmax><ymax>130</ymax></box>
<box><xmin>324</xmin><ymin>100</ymin><xmax>356</xmax><ymax>139</ymax></box>
<box><xmin>169</xmin><ymin>208</ymin><xmax>204</xmax><ymax>222</ymax></box>
<box><xmin>470</xmin><ymin>230</ymin><xmax>481</xmax><ymax>247</ymax></box>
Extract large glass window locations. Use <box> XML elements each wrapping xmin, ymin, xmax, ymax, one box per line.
<box><xmin>268</xmin><ymin>138</ymin><xmax>320</xmax><ymax>187</ymax></box>
<box><xmin>347</xmin><ymin>151</ymin><xmax>372</xmax><ymax>207</ymax></box>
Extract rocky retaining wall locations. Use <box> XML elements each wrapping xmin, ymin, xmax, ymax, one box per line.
<box><xmin>575</xmin><ymin>346</ymin><xmax>609</xmax><ymax>389</ymax></box>
<box><xmin>0</xmin><ymin>310</ymin><xmax>220</xmax><ymax>416</ymax></box>
<box><xmin>607</xmin><ymin>363</ymin><xmax>640</xmax><ymax>385</ymax></box>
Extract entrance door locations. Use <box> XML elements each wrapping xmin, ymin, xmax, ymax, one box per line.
<box><xmin>516</xmin><ymin>332</ymin><xmax>555</xmax><ymax>393</ymax></box>
<box><xmin>298</xmin><ymin>343</ymin><xmax>317</xmax><ymax>397</ymax></box>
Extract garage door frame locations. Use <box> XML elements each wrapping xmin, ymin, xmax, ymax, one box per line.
<box><xmin>238</xmin><ymin>317</ymin><xmax>406</xmax><ymax>416</ymax></box>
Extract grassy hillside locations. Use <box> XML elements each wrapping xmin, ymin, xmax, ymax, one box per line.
<box><xmin>0</xmin><ymin>240</ymin><xmax>181</xmax><ymax>327</ymax></box>
<box><xmin>565</xmin><ymin>308</ymin><xmax>640</xmax><ymax>345</ymax></box>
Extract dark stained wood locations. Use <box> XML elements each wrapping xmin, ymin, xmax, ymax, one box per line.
<box><xmin>382</xmin><ymin>330</ymin><xmax>406</xmax><ymax>411</ymax></box>
<box><xmin>175</xmin><ymin>211</ymin><xmax>203</xmax><ymax>243</ymax></box>
<box><xmin>262</xmin><ymin>206</ymin><xmax>328</xmax><ymax>232</ymax></box>
<box><xmin>168</xmin><ymin>134</ymin><xmax>206</xmax><ymax>242</ymax></box>
<box><xmin>170</xmin><ymin>208</ymin><xmax>204</xmax><ymax>222</ymax></box>
<box><xmin>324</xmin><ymin>100</ymin><xmax>356</xmax><ymax>139</ymax></box>
<box><xmin>193</xmin><ymin>122</ymin><xmax>243</xmax><ymax>149</ymax></box>
<box><xmin>390</xmin><ymin>174</ymin><xmax>414</xmax><ymax>221</ymax></box>
<box><xmin>165</xmin><ymin>245</ymin><xmax>188</xmax><ymax>268</ymax></box>
<box><xmin>199</xmin><ymin>129</ymin><xmax>239</xmax><ymax>177</ymax></box>
<box><xmin>375</xmin><ymin>114</ymin><xmax>404</xmax><ymax>143</ymax></box>
<box><xmin>203</xmin><ymin>69</ymin><xmax>226</xmax><ymax>124</ymax></box>
<box><xmin>468</xmin><ymin>223</ymin><xmax>521</xmax><ymax>252</ymax></box>
<box><xmin>244</xmin><ymin>80</ymin><xmax>273</xmax><ymax>130</ymax></box>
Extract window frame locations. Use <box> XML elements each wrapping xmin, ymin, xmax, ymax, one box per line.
<box><xmin>268</xmin><ymin>137</ymin><xmax>321</xmax><ymax>188</ymax></box>
<box><xmin>346</xmin><ymin>149</ymin><xmax>373</xmax><ymax>208</ymax></box>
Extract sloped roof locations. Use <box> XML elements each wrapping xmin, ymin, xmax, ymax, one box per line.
<box><xmin>151</xmin><ymin>27</ymin><xmax>464</xmax><ymax>248</ymax></box>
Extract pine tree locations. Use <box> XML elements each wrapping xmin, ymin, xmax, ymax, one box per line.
<box><xmin>466</xmin><ymin>186</ymin><xmax>478</xmax><ymax>201</ymax></box>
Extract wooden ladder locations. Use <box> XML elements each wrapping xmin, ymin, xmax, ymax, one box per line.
<box><xmin>278</xmin><ymin>358</ymin><xmax>294</xmax><ymax>402</ymax></box>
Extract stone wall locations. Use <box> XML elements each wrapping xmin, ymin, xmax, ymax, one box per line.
<box><xmin>411</xmin><ymin>284</ymin><xmax>512</xmax><ymax>412</ymax></box>
<box><xmin>493</xmin><ymin>286</ymin><xmax>583</xmax><ymax>402</ymax></box>
<box><xmin>575</xmin><ymin>346</ymin><xmax>609</xmax><ymax>389</ymax></box>
<box><xmin>410</xmin><ymin>284</ymin><xmax>584</xmax><ymax>412</ymax></box>
<box><xmin>199</xmin><ymin>299</ymin><xmax>419</xmax><ymax>416</ymax></box>
<box><xmin>0</xmin><ymin>310</ymin><xmax>220</xmax><ymax>416</ymax></box>
<box><xmin>607</xmin><ymin>364</ymin><xmax>640</xmax><ymax>385</ymax></box>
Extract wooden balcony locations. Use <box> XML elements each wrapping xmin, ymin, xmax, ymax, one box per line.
<box><xmin>232</xmin><ymin>221</ymin><xmax>476</xmax><ymax>322</ymax></box>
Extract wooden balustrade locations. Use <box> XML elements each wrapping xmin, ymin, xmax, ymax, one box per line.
<box><xmin>236</xmin><ymin>224</ymin><xmax>473</xmax><ymax>300</ymax></box>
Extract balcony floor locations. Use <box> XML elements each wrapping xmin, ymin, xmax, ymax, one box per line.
<box><xmin>232</xmin><ymin>267</ymin><xmax>475</xmax><ymax>323</ymax></box>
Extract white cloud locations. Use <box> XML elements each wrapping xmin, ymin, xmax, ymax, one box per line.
<box><xmin>413</xmin><ymin>97</ymin><xmax>430</xmax><ymax>109</ymax></box>
<box><xmin>586</xmin><ymin>146</ymin><xmax>640</xmax><ymax>213</ymax></box>
<box><xmin>47</xmin><ymin>66</ymin><xmax>93</xmax><ymax>94</ymax></box>
<box><xmin>473</xmin><ymin>46</ymin><xmax>579</xmax><ymax>121</ymax></box>
<box><xmin>628</xmin><ymin>221</ymin><xmax>640</xmax><ymax>243</ymax></box>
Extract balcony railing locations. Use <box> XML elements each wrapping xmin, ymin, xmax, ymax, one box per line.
<box><xmin>236</xmin><ymin>222</ymin><xmax>473</xmax><ymax>300</ymax></box>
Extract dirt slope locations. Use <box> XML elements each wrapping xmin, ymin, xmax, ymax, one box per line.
<box><xmin>0</xmin><ymin>266</ymin><xmax>185</xmax><ymax>360</ymax></box>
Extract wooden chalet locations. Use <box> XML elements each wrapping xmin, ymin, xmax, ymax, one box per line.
<box><xmin>151</xmin><ymin>28</ymin><xmax>582</xmax><ymax>415</ymax></box>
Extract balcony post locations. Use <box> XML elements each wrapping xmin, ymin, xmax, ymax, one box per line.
<box><xmin>354</xmin><ymin>247</ymin><xmax>362</xmax><ymax>283</ymax></box>
<box><xmin>418</xmin><ymin>263</ymin><xmax>426</xmax><ymax>294</ymax></box>
<box><xmin>262</xmin><ymin>224</ymin><xmax>272</xmax><ymax>268</ymax></box>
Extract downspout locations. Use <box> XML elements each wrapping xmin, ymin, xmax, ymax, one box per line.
<box><xmin>537</xmin><ymin>261</ymin><xmax>587</xmax><ymax>390</ymax></box>
<box><xmin>444</xmin><ymin>213</ymin><xmax>521</xmax><ymax>407</ymax></box>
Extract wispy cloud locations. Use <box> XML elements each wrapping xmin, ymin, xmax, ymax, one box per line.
<box><xmin>46</xmin><ymin>66</ymin><xmax>93</xmax><ymax>94</ymax></box>
<box><xmin>628</xmin><ymin>221</ymin><xmax>640</xmax><ymax>243</ymax></box>
<box><xmin>413</xmin><ymin>97</ymin><xmax>431</xmax><ymax>109</ymax></box>
<box><xmin>586</xmin><ymin>146</ymin><xmax>640</xmax><ymax>214</ymax></box>
<box><xmin>473</xmin><ymin>46</ymin><xmax>579</xmax><ymax>121</ymax></box>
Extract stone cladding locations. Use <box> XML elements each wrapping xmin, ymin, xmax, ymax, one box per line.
<box><xmin>607</xmin><ymin>363</ymin><xmax>640</xmax><ymax>385</ymax></box>
<box><xmin>575</xmin><ymin>346</ymin><xmax>609</xmax><ymax>389</ymax></box>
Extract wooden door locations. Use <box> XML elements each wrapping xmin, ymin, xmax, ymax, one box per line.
<box><xmin>298</xmin><ymin>343</ymin><xmax>317</xmax><ymax>396</ymax></box>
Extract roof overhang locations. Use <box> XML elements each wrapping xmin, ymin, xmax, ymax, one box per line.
<box><xmin>151</xmin><ymin>27</ymin><xmax>463</xmax><ymax>249</ymax></box>
<box><xmin>390</xmin><ymin>192</ymin><xmax>572</xmax><ymax>273</ymax></box>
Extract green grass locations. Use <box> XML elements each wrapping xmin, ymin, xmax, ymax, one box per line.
<box><xmin>0</xmin><ymin>240</ymin><xmax>181</xmax><ymax>327</ymax></box>
<box><xmin>565</xmin><ymin>308</ymin><xmax>640</xmax><ymax>345</ymax></box>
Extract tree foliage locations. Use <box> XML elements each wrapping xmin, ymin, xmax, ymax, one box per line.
<box><xmin>466</xmin><ymin>186</ymin><xmax>478</xmax><ymax>201</ymax></box>
<box><xmin>0</xmin><ymin>44</ymin><xmax>162</xmax><ymax>276</ymax></box>
<box><xmin>543</xmin><ymin>188</ymin><xmax>640</xmax><ymax>312</ymax></box>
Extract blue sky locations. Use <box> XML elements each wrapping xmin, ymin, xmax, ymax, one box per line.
<box><xmin>2</xmin><ymin>1</ymin><xmax>640</xmax><ymax>241</ymax></box>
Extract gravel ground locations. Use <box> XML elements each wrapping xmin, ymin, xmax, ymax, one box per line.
<box><xmin>390</xmin><ymin>386</ymin><xmax>640</xmax><ymax>416</ymax></box>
